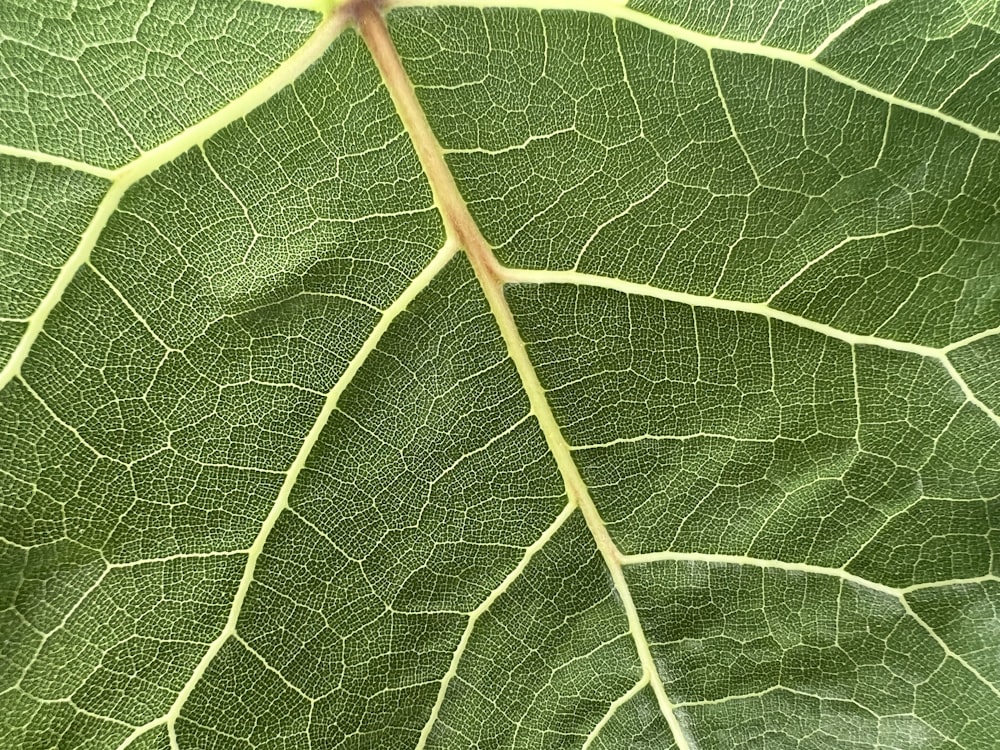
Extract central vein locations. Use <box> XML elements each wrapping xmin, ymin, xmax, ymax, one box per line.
<box><xmin>351</xmin><ymin>2</ymin><xmax>692</xmax><ymax>747</ymax></box>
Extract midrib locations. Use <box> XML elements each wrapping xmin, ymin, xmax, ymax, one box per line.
<box><xmin>353</xmin><ymin>2</ymin><xmax>695</xmax><ymax>748</ymax></box>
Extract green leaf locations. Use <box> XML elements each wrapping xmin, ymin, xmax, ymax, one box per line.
<box><xmin>2</xmin><ymin>1</ymin><xmax>998</xmax><ymax>748</ymax></box>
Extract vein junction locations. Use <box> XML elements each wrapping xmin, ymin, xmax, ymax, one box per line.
<box><xmin>351</xmin><ymin>1</ymin><xmax>1000</xmax><ymax>743</ymax></box>
<box><xmin>2</xmin><ymin>0</ymin><xmax>998</xmax><ymax>747</ymax></box>
<box><xmin>0</xmin><ymin>9</ymin><xmax>349</xmax><ymax>392</ymax></box>
<box><xmin>353</xmin><ymin>2</ymin><xmax>694</xmax><ymax>746</ymax></box>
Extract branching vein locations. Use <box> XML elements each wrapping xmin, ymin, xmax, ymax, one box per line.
<box><xmin>116</xmin><ymin>241</ymin><xmax>457</xmax><ymax>750</ymax></box>
<box><xmin>355</xmin><ymin>4</ymin><xmax>695</xmax><ymax>747</ymax></box>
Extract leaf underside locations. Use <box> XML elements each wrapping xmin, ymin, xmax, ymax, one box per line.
<box><xmin>1</xmin><ymin>1</ymin><xmax>999</xmax><ymax>749</ymax></box>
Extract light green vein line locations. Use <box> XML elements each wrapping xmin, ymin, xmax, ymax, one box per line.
<box><xmin>501</xmin><ymin>267</ymin><xmax>942</xmax><ymax>357</ymax></box>
<box><xmin>940</xmin><ymin>51</ymin><xmax>1000</xmax><ymax>110</ymax></box>
<box><xmin>569</xmin><ymin>432</ymin><xmax>775</xmax><ymax>450</ymax></box>
<box><xmin>766</xmin><ymin>225</ymin><xmax>932</xmax><ymax>305</ymax></box>
<box><xmin>16</xmin><ymin>568</ymin><xmax>110</xmax><ymax>678</ymax></box>
<box><xmin>414</xmin><ymin>502</ymin><xmax>576</xmax><ymax>749</ymax></box>
<box><xmin>387</xmin><ymin>0</ymin><xmax>1000</xmax><ymax>143</ymax></box>
<box><xmin>0</xmin><ymin>182</ymin><xmax>125</xmax><ymax>390</ymax></box>
<box><xmin>620</xmin><ymin>549</ymin><xmax>903</xmax><ymax>598</ymax></box>
<box><xmin>624</xmin><ymin>549</ymin><xmax>1000</xmax><ymax>698</ymax></box>
<box><xmin>674</xmin><ymin>684</ymin><xmax>883</xmax><ymax>711</ymax></box>
<box><xmin>940</xmin><ymin>356</ymin><xmax>1000</xmax><ymax>428</ymax></box>
<box><xmin>580</xmin><ymin>677</ymin><xmax>649</xmax><ymax>750</ymax></box>
<box><xmin>114</xmin><ymin>242</ymin><xmax>457</xmax><ymax>750</ymax></box>
<box><xmin>501</xmin><ymin>266</ymin><xmax>1000</xmax><ymax>428</ymax></box>
<box><xmin>811</xmin><ymin>0</ymin><xmax>895</xmax><ymax>58</ymax></box>
<box><xmin>233</xmin><ymin>633</ymin><xmax>315</xmax><ymax>703</ymax></box>
<box><xmin>106</xmin><ymin>550</ymin><xmax>251</xmax><ymax>569</ymax></box>
<box><xmin>944</xmin><ymin>324</ymin><xmax>1000</xmax><ymax>353</ymax></box>
<box><xmin>428</xmin><ymin>411</ymin><xmax>534</xmax><ymax>489</ymax></box>
<box><xmin>707</xmin><ymin>48</ymin><xmax>760</xmax><ymax>183</ymax></box>
<box><xmin>112</xmin><ymin>11</ymin><xmax>346</xmax><ymax>185</ymax></box>
<box><xmin>902</xmin><ymin>574</ymin><xmax>1000</xmax><ymax>593</ymax></box>
<box><xmin>902</xmin><ymin>598</ymin><xmax>1000</xmax><ymax>699</ymax></box>
<box><xmin>676</xmin><ymin>689</ymin><xmax>957</xmax><ymax>744</ymax></box>
<box><xmin>0</xmin><ymin>11</ymin><xmax>349</xmax><ymax>394</ymax></box>
<box><xmin>0</xmin><ymin>144</ymin><xmax>115</xmax><ymax>179</ymax></box>
<box><xmin>0</xmin><ymin>9</ymin><xmax>343</xmax><ymax>181</ymax></box>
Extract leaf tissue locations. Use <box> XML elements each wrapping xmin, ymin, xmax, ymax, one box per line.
<box><xmin>1</xmin><ymin>0</ymin><xmax>999</xmax><ymax>748</ymax></box>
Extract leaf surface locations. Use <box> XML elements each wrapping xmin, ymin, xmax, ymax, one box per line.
<box><xmin>1</xmin><ymin>1</ymin><xmax>998</xmax><ymax>748</ymax></box>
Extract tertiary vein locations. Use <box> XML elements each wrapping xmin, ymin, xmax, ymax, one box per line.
<box><xmin>414</xmin><ymin>503</ymin><xmax>577</xmax><ymax>749</ymax></box>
